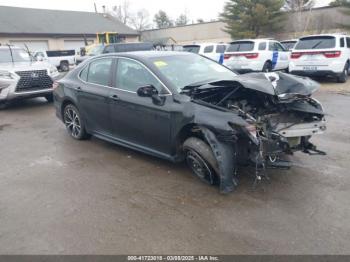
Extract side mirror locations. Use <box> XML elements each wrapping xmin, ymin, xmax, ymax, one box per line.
<box><xmin>137</xmin><ymin>85</ymin><xmax>158</xmax><ymax>97</ymax></box>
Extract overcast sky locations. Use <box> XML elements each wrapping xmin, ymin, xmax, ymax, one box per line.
<box><xmin>0</xmin><ymin>0</ymin><xmax>333</xmax><ymax>24</ymax></box>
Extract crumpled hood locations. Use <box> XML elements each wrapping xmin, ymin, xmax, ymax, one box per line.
<box><xmin>0</xmin><ymin>61</ymin><xmax>53</xmax><ymax>72</ymax></box>
<box><xmin>232</xmin><ymin>71</ymin><xmax>320</xmax><ymax>96</ymax></box>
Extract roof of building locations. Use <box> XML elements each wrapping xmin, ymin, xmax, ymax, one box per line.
<box><xmin>0</xmin><ymin>6</ymin><xmax>139</xmax><ymax>36</ymax></box>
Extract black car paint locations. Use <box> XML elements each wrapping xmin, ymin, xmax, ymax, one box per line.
<box><xmin>54</xmin><ymin>52</ymin><xmax>325</xmax><ymax>193</ymax></box>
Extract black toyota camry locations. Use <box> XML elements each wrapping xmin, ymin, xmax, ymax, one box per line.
<box><xmin>53</xmin><ymin>51</ymin><xmax>326</xmax><ymax>193</ymax></box>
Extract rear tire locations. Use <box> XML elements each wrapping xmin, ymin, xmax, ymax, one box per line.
<box><xmin>183</xmin><ymin>137</ymin><xmax>219</xmax><ymax>185</ymax></box>
<box><xmin>337</xmin><ymin>63</ymin><xmax>349</xmax><ymax>83</ymax></box>
<box><xmin>60</xmin><ymin>61</ymin><xmax>69</xmax><ymax>72</ymax></box>
<box><xmin>262</xmin><ymin>61</ymin><xmax>272</xmax><ymax>72</ymax></box>
<box><xmin>63</xmin><ymin>104</ymin><xmax>90</xmax><ymax>140</ymax></box>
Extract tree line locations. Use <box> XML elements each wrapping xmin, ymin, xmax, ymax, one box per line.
<box><xmin>108</xmin><ymin>0</ymin><xmax>350</xmax><ymax>35</ymax></box>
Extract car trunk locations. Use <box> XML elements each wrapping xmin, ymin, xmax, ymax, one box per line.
<box><xmin>291</xmin><ymin>36</ymin><xmax>339</xmax><ymax>67</ymax></box>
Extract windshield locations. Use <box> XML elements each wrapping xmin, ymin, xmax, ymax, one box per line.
<box><xmin>281</xmin><ymin>41</ymin><xmax>297</xmax><ymax>50</ymax></box>
<box><xmin>150</xmin><ymin>54</ymin><xmax>237</xmax><ymax>92</ymax></box>
<box><xmin>88</xmin><ymin>45</ymin><xmax>105</xmax><ymax>56</ymax></box>
<box><xmin>295</xmin><ymin>36</ymin><xmax>336</xmax><ymax>50</ymax></box>
<box><xmin>0</xmin><ymin>48</ymin><xmax>31</xmax><ymax>63</ymax></box>
<box><xmin>182</xmin><ymin>45</ymin><xmax>200</xmax><ymax>54</ymax></box>
<box><xmin>227</xmin><ymin>41</ymin><xmax>255</xmax><ymax>52</ymax></box>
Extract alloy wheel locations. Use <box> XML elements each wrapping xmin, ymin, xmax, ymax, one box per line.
<box><xmin>64</xmin><ymin>107</ymin><xmax>82</xmax><ymax>138</ymax></box>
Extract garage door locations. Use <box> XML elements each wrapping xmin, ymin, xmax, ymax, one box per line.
<box><xmin>64</xmin><ymin>40</ymin><xmax>93</xmax><ymax>53</ymax></box>
<box><xmin>10</xmin><ymin>40</ymin><xmax>49</xmax><ymax>52</ymax></box>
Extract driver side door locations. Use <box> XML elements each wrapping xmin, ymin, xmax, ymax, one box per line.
<box><xmin>109</xmin><ymin>57</ymin><xmax>173</xmax><ymax>156</ymax></box>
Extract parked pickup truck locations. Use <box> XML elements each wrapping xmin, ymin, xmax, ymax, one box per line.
<box><xmin>33</xmin><ymin>50</ymin><xmax>76</xmax><ymax>72</ymax></box>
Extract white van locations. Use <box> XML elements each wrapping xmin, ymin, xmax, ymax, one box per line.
<box><xmin>289</xmin><ymin>34</ymin><xmax>350</xmax><ymax>83</ymax></box>
<box><xmin>182</xmin><ymin>43</ymin><xmax>228</xmax><ymax>63</ymax></box>
<box><xmin>223</xmin><ymin>39</ymin><xmax>290</xmax><ymax>73</ymax></box>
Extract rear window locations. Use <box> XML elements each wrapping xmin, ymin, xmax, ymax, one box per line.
<box><xmin>46</xmin><ymin>50</ymin><xmax>75</xmax><ymax>57</ymax></box>
<box><xmin>183</xmin><ymin>45</ymin><xmax>200</xmax><ymax>54</ymax></box>
<box><xmin>227</xmin><ymin>41</ymin><xmax>255</xmax><ymax>52</ymax></box>
<box><xmin>294</xmin><ymin>36</ymin><xmax>336</xmax><ymax>50</ymax></box>
<box><xmin>281</xmin><ymin>41</ymin><xmax>297</xmax><ymax>50</ymax></box>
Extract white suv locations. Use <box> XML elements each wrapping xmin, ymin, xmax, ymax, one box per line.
<box><xmin>182</xmin><ymin>43</ymin><xmax>228</xmax><ymax>63</ymax></box>
<box><xmin>289</xmin><ymin>34</ymin><xmax>350</xmax><ymax>83</ymax></box>
<box><xmin>223</xmin><ymin>39</ymin><xmax>290</xmax><ymax>73</ymax></box>
<box><xmin>0</xmin><ymin>46</ymin><xmax>59</xmax><ymax>108</ymax></box>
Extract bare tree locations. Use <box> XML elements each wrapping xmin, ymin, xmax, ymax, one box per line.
<box><xmin>284</xmin><ymin>0</ymin><xmax>315</xmax><ymax>35</ymax></box>
<box><xmin>130</xmin><ymin>9</ymin><xmax>151</xmax><ymax>31</ymax></box>
<box><xmin>110</xmin><ymin>0</ymin><xmax>132</xmax><ymax>25</ymax></box>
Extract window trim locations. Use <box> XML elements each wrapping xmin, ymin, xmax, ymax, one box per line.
<box><xmin>78</xmin><ymin>56</ymin><xmax>172</xmax><ymax>96</ymax></box>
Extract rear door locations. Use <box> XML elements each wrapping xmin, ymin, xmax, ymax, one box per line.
<box><xmin>77</xmin><ymin>58</ymin><xmax>113</xmax><ymax>135</ymax></box>
<box><xmin>268</xmin><ymin>41</ymin><xmax>289</xmax><ymax>70</ymax></box>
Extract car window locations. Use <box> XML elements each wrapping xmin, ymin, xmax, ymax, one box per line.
<box><xmin>258</xmin><ymin>42</ymin><xmax>266</xmax><ymax>50</ymax></box>
<box><xmin>340</xmin><ymin>37</ymin><xmax>345</xmax><ymax>48</ymax></box>
<box><xmin>104</xmin><ymin>45</ymin><xmax>115</xmax><ymax>53</ymax></box>
<box><xmin>151</xmin><ymin>53</ymin><xmax>237</xmax><ymax>93</ymax></box>
<box><xmin>203</xmin><ymin>45</ymin><xmax>214</xmax><ymax>53</ymax></box>
<box><xmin>216</xmin><ymin>45</ymin><xmax>226</xmax><ymax>53</ymax></box>
<box><xmin>227</xmin><ymin>41</ymin><xmax>254</xmax><ymax>52</ymax></box>
<box><xmin>295</xmin><ymin>36</ymin><xmax>336</xmax><ymax>50</ymax></box>
<box><xmin>281</xmin><ymin>41</ymin><xmax>297</xmax><ymax>50</ymax></box>
<box><xmin>269</xmin><ymin>42</ymin><xmax>285</xmax><ymax>51</ymax></box>
<box><xmin>275</xmin><ymin>43</ymin><xmax>286</xmax><ymax>51</ymax></box>
<box><xmin>183</xmin><ymin>45</ymin><xmax>200</xmax><ymax>54</ymax></box>
<box><xmin>86</xmin><ymin>58</ymin><xmax>113</xmax><ymax>86</ymax></box>
<box><xmin>116</xmin><ymin>58</ymin><xmax>164</xmax><ymax>93</ymax></box>
<box><xmin>347</xmin><ymin>37</ymin><xmax>350</xmax><ymax>48</ymax></box>
<box><xmin>79</xmin><ymin>65</ymin><xmax>89</xmax><ymax>82</ymax></box>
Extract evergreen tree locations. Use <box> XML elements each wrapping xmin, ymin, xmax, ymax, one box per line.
<box><xmin>220</xmin><ymin>0</ymin><xmax>286</xmax><ymax>38</ymax></box>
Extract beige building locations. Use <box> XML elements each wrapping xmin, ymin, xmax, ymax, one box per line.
<box><xmin>142</xmin><ymin>21</ymin><xmax>231</xmax><ymax>45</ymax></box>
<box><xmin>0</xmin><ymin>6</ymin><xmax>139</xmax><ymax>52</ymax></box>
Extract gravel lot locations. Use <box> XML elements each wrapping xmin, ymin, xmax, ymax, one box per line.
<box><xmin>0</xmin><ymin>79</ymin><xmax>349</xmax><ymax>255</ymax></box>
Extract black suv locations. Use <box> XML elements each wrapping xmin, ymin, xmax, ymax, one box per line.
<box><xmin>54</xmin><ymin>51</ymin><xmax>326</xmax><ymax>193</ymax></box>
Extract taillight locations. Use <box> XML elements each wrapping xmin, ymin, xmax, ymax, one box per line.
<box><xmin>291</xmin><ymin>52</ymin><xmax>302</xmax><ymax>59</ymax></box>
<box><xmin>291</xmin><ymin>51</ymin><xmax>341</xmax><ymax>59</ymax></box>
<box><xmin>323</xmin><ymin>51</ymin><xmax>341</xmax><ymax>58</ymax></box>
<box><xmin>224</xmin><ymin>54</ymin><xmax>233</xmax><ymax>60</ymax></box>
<box><xmin>244</xmin><ymin>53</ymin><xmax>259</xmax><ymax>59</ymax></box>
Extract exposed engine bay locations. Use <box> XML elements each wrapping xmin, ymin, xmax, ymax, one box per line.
<box><xmin>185</xmin><ymin>72</ymin><xmax>326</xmax><ymax>182</ymax></box>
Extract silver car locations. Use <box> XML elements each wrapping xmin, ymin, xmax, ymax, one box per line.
<box><xmin>0</xmin><ymin>46</ymin><xmax>59</xmax><ymax>108</ymax></box>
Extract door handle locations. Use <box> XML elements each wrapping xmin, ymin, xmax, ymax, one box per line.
<box><xmin>110</xmin><ymin>94</ymin><xmax>119</xmax><ymax>101</ymax></box>
<box><xmin>75</xmin><ymin>86</ymin><xmax>82</xmax><ymax>92</ymax></box>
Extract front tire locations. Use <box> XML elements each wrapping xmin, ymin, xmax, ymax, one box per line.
<box><xmin>63</xmin><ymin>104</ymin><xmax>89</xmax><ymax>140</ymax></box>
<box><xmin>337</xmin><ymin>63</ymin><xmax>349</xmax><ymax>83</ymax></box>
<box><xmin>262</xmin><ymin>61</ymin><xmax>272</xmax><ymax>72</ymax></box>
<box><xmin>183</xmin><ymin>137</ymin><xmax>219</xmax><ymax>185</ymax></box>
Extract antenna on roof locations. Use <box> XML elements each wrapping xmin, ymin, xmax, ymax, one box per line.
<box><xmin>94</xmin><ymin>2</ymin><xmax>98</xmax><ymax>13</ymax></box>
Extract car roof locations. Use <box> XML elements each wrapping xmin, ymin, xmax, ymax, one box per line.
<box><xmin>281</xmin><ymin>39</ymin><xmax>298</xmax><ymax>42</ymax></box>
<box><xmin>300</xmin><ymin>34</ymin><xmax>347</xmax><ymax>38</ymax></box>
<box><xmin>98</xmin><ymin>51</ymin><xmax>189</xmax><ymax>59</ymax></box>
<box><xmin>230</xmin><ymin>38</ymin><xmax>274</xmax><ymax>43</ymax></box>
<box><xmin>183</xmin><ymin>43</ymin><xmax>226</xmax><ymax>46</ymax></box>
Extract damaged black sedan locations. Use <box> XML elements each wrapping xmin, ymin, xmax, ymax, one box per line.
<box><xmin>53</xmin><ymin>52</ymin><xmax>326</xmax><ymax>193</ymax></box>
